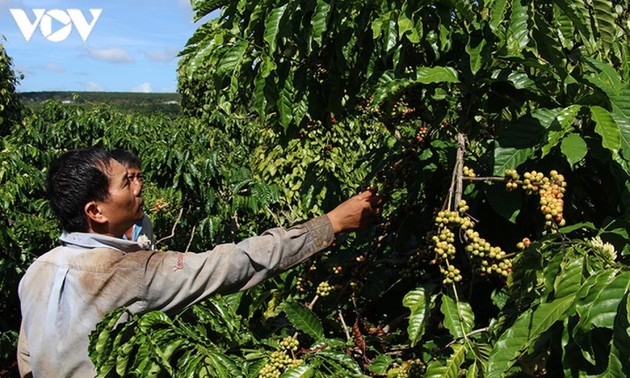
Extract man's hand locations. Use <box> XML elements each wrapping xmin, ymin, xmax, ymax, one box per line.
<box><xmin>326</xmin><ymin>187</ymin><xmax>383</xmax><ymax>234</ymax></box>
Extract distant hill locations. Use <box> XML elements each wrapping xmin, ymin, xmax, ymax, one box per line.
<box><xmin>20</xmin><ymin>91</ymin><xmax>182</xmax><ymax>117</ymax></box>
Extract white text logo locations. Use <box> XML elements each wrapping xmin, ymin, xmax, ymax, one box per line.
<box><xmin>10</xmin><ymin>9</ymin><xmax>102</xmax><ymax>42</ymax></box>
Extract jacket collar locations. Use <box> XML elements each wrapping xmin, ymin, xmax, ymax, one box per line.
<box><xmin>59</xmin><ymin>231</ymin><xmax>144</xmax><ymax>252</ymax></box>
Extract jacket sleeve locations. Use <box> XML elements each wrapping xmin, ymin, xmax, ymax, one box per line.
<box><xmin>17</xmin><ymin>321</ymin><xmax>33</xmax><ymax>378</ymax></box>
<box><xmin>137</xmin><ymin>215</ymin><xmax>334</xmax><ymax>314</ymax></box>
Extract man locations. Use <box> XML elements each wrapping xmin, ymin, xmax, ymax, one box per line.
<box><xmin>110</xmin><ymin>148</ymin><xmax>154</xmax><ymax>248</ymax></box>
<box><xmin>17</xmin><ymin>147</ymin><xmax>381</xmax><ymax>377</ymax></box>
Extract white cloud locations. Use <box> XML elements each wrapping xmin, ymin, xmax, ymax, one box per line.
<box><xmin>87</xmin><ymin>47</ymin><xmax>134</xmax><ymax>63</ymax></box>
<box><xmin>144</xmin><ymin>47</ymin><xmax>179</xmax><ymax>63</ymax></box>
<box><xmin>131</xmin><ymin>82</ymin><xmax>152</xmax><ymax>93</ymax></box>
<box><xmin>85</xmin><ymin>81</ymin><xmax>104</xmax><ymax>91</ymax></box>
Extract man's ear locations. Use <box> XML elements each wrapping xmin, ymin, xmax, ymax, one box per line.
<box><xmin>85</xmin><ymin>201</ymin><xmax>107</xmax><ymax>224</ymax></box>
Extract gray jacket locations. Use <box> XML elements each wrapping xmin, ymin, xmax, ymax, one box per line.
<box><xmin>18</xmin><ymin>215</ymin><xmax>333</xmax><ymax>377</ymax></box>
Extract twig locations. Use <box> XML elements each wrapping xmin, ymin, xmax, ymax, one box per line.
<box><xmin>377</xmin><ymin>278</ymin><xmax>403</xmax><ymax>302</ymax></box>
<box><xmin>342</xmin><ymin>257</ymin><xmax>409</xmax><ymax>268</ymax></box>
<box><xmin>155</xmin><ymin>208</ymin><xmax>184</xmax><ymax>246</ymax></box>
<box><xmin>231</xmin><ymin>211</ymin><xmax>240</xmax><ymax>232</ymax></box>
<box><xmin>384</xmin><ymin>347</ymin><xmax>413</xmax><ymax>356</ymax></box>
<box><xmin>443</xmin><ymin>327</ymin><xmax>490</xmax><ymax>350</ymax></box>
<box><xmin>454</xmin><ymin>132</ymin><xmax>467</xmax><ymax>207</ymax></box>
<box><xmin>338</xmin><ymin>310</ymin><xmax>351</xmax><ymax>341</ymax></box>
<box><xmin>464</xmin><ymin>176</ymin><xmax>510</xmax><ymax>182</ymax></box>
<box><xmin>264</xmin><ymin>205</ymin><xmax>282</xmax><ymax>227</ymax></box>
<box><xmin>308</xmin><ymin>295</ymin><xmax>319</xmax><ymax>310</ymax></box>
<box><xmin>445</xmin><ymin>133</ymin><xmax>466</xmax><ymax>211</ymax></box>
<box><xmin>446</xmin><ymin>160</ymin><xmax>458</xmax><ymax>211</ymax></box>
<box><xmin>184</xmin><ymin>225</ymin><xmax>196</xmax><ymax>253</ymax></box>
<box><xmin>447</xmin><ymin>261</ymin><xmax>470</xmax><ymax>346</ymax></box>
<box><xmin>383</xmin><ymin>313</ymin><xmax>408</xmax><ymax>334</ymax></box>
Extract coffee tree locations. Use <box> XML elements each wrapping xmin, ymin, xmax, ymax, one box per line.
<box><xmin>173</xmin><ymin>0</ymin><xmax>630</xmax><ymax>376</ymax></box>
<box><xmin>0</xmin><ymin>40</ymin><xmax>30</xmax><ymax>369</ymax></box>
<box><xmin>0</xmin><ymin>41</ymin><xmax>24</xmax><ymax>137</ymax></box>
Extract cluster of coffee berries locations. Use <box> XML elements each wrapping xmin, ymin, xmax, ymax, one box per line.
<box><xmin>516</xmin><ymin>237</ymin><xmax>531</xmax><ymax>250</ymax></box>
<box><xmin>504</xmin><ymin>169</ymin><xmax>567</xmax><ymax>229</ymax></box>
<box><xmin>296</xmin><ymin>277</ymin><xmax>307</xmax><ymax>292</ymax></box>
<box><xmin>458</xmin><ymin>200</ymin><xmax>470</xmax><ymax>213</ymax></box>
<box><xmin>316</xmin><ymin>281</ymin><xmax>333</xmax><ymax>297</ymax></box>
<box><xmin>431</xmin><ymin>225</ymin><xmax>457</xmax><ymax>259</ymax></box>
<box><xmin>392</xmin><ymin>358</ymin><xmax>426</xmax><ymax>378</ymax></box>
<box><xmin>463</xmin><ymin>229</ymin><xmax>511</xmax><ymax>277</ymax></box>
<box><xmin>416</xmin><ymin>126</ymin><xmax>428</xmax><ymax>142</ymax></box>
<box><xmin>258</xmin><ymin>363</ymin><xmax>281</xmax><ymax>378</ymax></box>
<box><xmin>538</xmin><ymin>170</ymin><xmax>566</xmax><ymax>227</ymax></box>
<box><xmin>434</xmin><ymin>207</ymin><xmax>474</xmax><ymax>230</ymax></box>
<box><xmin>463</xmin><ymin>166</ymin><xmax>476</xmax><ymax>178</ymax></box>
<box><xmin>431</xmin><ymin>202</ymin><xmax>476</xmax><ymax>283</ymax></box>
<box><xmin>391</xmin><ymin>100</ymin><xmax>415</xmax><ymax>118</ymax></box>
<box><xmin>504</xmin><ymin>169</ymin><xmax>520</xmax><ymax>191</ymax></box>
<box><xmin>279</xmin><ymin>336</ymin><xmax>300</xmax><ymax>352</ymax></box>
<box><xmin>431</xmin><ymin>199</ymin><xmax>514</xmax><ymax>282</ymax></box>
<box><xmin>464</xmin><ymin>230</ymin><xmax>504</xmax><ymax>258</ymax></box>
<box><xmin>521</xmin><ymin>170</ymin><xmax>545</xmax><ymax>193</ymax></box>
<box><xmin>270</xmin><ymin>351</ymin><xmax>292</xmax><ymax>368</ymax></box>
<box><xmin>479</xmin><ymin>259</ymin><xmax>513</xmax><ymax>277</ymax></box>
<box><xmin>258</xmin><ymin>338</ymin><xmax>304</xmax><ymax>378</ymax></box>
<box><xmin>440</xmin><ymin>264</ymin><xmax>462</xmax><ymax>284</ymax></box>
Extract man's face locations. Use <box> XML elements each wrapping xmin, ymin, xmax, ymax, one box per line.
<box><xmin>126</xmin><ymin>165</ymin><xmax>145</xmax><ymax>221</ymax></box>
<box><xmin>96</xmin><ymin>159</ymin><xmax>145</xmax><ymax>237</ymax></box>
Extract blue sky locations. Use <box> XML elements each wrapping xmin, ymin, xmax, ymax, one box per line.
<box><xmin>0</xmin><ymin>0</ymin><xmax>206</xmax><ymax>92</ymax></box>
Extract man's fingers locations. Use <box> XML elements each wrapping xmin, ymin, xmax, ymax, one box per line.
<box><xmin>371</xmin><ymin>194</ymin><xmax>383</xmax><ymax>205</ymax></box>
<box><xmin>358</xmin><ymin>184</ymin><xmax>377</xmax><ymax>196</ymax></box>
<box><xmin>353</xmin><ymin>186</ymin><xmax>383</xmax><ymax>218</ymax></box>
<box><xmin>366</xmin><ymin>193</ymin><xmax>383</xmax><ymax>216</ymax></box>
<box><xmin>373</xmin><ymin>205</ymin><xmax>382</xmax><ymax>216</ymax></box>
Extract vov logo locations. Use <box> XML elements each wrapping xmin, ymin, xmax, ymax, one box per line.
<box><xmin>10</xmin><ymin>9</ymin><xmax>103</xmax><ymax>42</ymax></box>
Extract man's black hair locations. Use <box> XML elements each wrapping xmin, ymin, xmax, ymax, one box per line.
<box><xmin>46</xmin><ymin>147</ymin><xmax>112</xmax><ymax>233</ymax></box>
<box><xmin>110</xmin><ymin>149</ymin><xmax>142</xmax><ymax>169</ymax></box>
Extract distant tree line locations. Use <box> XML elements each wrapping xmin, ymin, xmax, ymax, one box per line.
<box><xmin>20</xmin><ymin>91</ymin><xmax>181</xmax><ymax>117</ymax></box>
